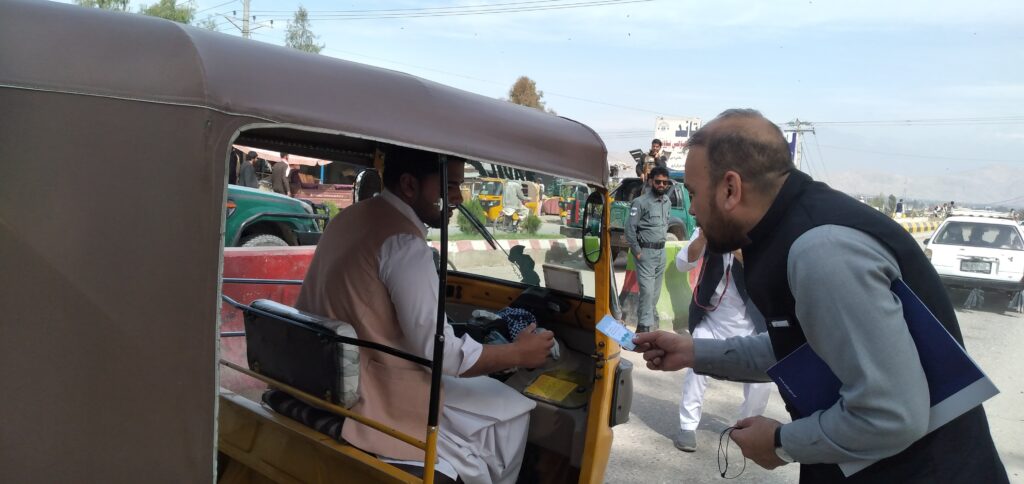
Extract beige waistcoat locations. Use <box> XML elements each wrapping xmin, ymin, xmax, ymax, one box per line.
<box><xmin>295</xmin><ymin>196</ymin><xmax>438</xmax><ymax>460</ymax></box>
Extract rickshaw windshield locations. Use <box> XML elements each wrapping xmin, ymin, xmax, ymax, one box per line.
<box><xmin>479</xmin><ymin>181</ymin><xmax>503</xmax><ymax>196</ymax></box>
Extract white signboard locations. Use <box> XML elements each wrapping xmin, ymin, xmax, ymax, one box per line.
<box><xmin>654</xmin><ymin>116</ymin><xmax>702</xmax><ymax>171</ymax></box>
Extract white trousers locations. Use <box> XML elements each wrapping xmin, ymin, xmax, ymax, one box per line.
<box><xmin>678</xmin><ymin>324</ymin><xmax>772</xmax><ymax>431</ymax></box>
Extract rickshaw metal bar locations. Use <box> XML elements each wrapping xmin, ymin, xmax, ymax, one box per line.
<box><xmin>424</xmin><ymin>155</ymin><xmax>449</xmax><ymax>477</ymax></box>
<box><xmin>219</xmin><ymin>359</ymin><xmax>428</xmax><ymax>451</ymax></box>
<box><xmin>222</xmin><ymin>277</ymin><xmax>304</xmax><ymax>285</ymax></box>
<box><xmin>220</xmin><ymin>294</ymin><xmax>432</xmax><ymax>367</ymax></box>
<box><xmin>423</xmin><ymin>426</ymin><xmax>439</xmax><ymax>484</ymax></box>
<box><xmin>219</xmin><ymin>331</ymin><xmax>246</xmax><ymax>338</ymax></box>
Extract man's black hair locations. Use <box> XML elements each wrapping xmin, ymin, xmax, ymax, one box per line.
<box><xmin>245</xmin><ymin>151</ymin><xmax>258</xmax><ymax>161</ymax></box>
<box><xmin>381</xmin><ymin>144</ymin><xmax>451</xmax><ymax>191</ymax></box>
<box><xmin>652</xmin><ymin>138</ymin><xmax>662</xmax><ymax>146</ymax></box>
<box><xmin>649</xmin><ymin>166</ymin><xmax>670</xmax><ymax>179</ymax></box>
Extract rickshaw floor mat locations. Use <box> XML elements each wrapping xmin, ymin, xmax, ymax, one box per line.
<box><xmin>262</xmin><ymin>389</ymin><xmax>344</xmax><ymax>441</ymax></box>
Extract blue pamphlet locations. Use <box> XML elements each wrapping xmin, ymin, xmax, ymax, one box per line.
<box><xmin>766</xmin><ymin>279</ymin><xmax>999</xmax><ymax>476</ymax></box>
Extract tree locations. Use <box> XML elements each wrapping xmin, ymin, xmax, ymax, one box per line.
<box><xmin>74</xmin><ymin>0</ymin><xmax>129</xmax><ymax>11</ymax></box>
<box><xmin>196</xmin><ymin>15</ymin><xmax>219</xmax><ymax>31</ymax></box>
<box><xmin>507</xmin><ymin>76</ymin><xmax>556</xmax><ymax>114</ymax></box>
<box><xmin>285</xmin><ymin>6</ymin><xmax>325</xmax><ymax>54</ymax></box>
<box><xmin>887</xmin><ymin>194</ymin><xmax>898</xmax><ymax>216</ymax></box>
<box><xmin>138</xmin><ymin>0</ymin><xmax>195</xmax><ymax>24</ymax></box>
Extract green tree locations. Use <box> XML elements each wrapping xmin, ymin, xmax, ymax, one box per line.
<box><xmin>138</xmin><ymin>0</ymin><xmax>195</xmax><ymax>24</ymax></box>
<box><xmin>887</xmin><ymin>194</ymin><xmax>898</xmax><ymax>216</ymax></box>
<box><xmin>285</xmin><ymin>6</ymin><xmax>325</xmax><ymax>54</ymax></box>
<box><xmin>457</xmin><ymin>200</ymin><xmax>487</xmax><ymax>235</ymax></box>
<box><xmin>74</xmin><ymin>0</ymin><xmax>130</xmax><ymax>11</ymax></box>
<box><xmin>507</xmin><ymin>76</ymin><xmax>556</xmax><ymax>114</ymax></box>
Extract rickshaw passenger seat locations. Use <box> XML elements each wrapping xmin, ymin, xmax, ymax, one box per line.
<box><xmin>244</xmin><ymin>299</ymin><xmax>360</xmax><ymax>409</ymax></box>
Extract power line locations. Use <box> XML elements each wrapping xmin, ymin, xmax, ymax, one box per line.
<box><xmin>817</xmin><ymin>144</ymin><xmax>1023</xmax><ymax>163</ymax></box>
<box><xmin>810</xmin><ymin>115</ymin><xmax>1024</xmax><ymax>127</ymax></box>
<box><xmin>196</xmin><ymin>0</ymin><xmax>236</xmax><ymax>15</ymax></box>
<box><xmin>250</xmin><ymin>0</ymin><xmax>607</xmax><ymax>14</ymax></box>
<box><xmin>254</xmin><ymin>0</ymin><xmax>655</xmax><ymax>21</ymax></box>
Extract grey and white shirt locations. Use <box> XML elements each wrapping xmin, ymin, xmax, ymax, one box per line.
<box><xmin>693</xmin><ymin>225</ymin><xmax>930</xmax><ymax>464</ymax></box>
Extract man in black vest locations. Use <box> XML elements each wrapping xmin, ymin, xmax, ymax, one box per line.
<box><xmin>634</xmin><ymin>109</ymin><xmax>1006</xmax><ymax>483</ymax></box>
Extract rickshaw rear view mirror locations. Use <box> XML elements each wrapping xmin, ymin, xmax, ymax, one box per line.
<box><xmin>581</xmin><ymin>191</ymin><xmax>605</xmax><ymax>266</ymax></box>
<box><xmin>354</xmin><ymin>169</ymin><xmax>382</xmax><ymax>202</ymax></box>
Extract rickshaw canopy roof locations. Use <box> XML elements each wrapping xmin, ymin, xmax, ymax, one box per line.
<box><xmin>1</xmin><ymin>0</ymin><xmax>608</xmax><ymax>187</ymax></box>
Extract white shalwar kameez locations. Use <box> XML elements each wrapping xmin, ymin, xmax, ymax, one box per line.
<box><xmin>378</xmin><ymin>190</ymin><xmax>534</xmax><ymax>483</ymax></box>
<box><xmin>676</xmin><ymin>228</ymin><xmax>773</xmax><ymax>431</ymax></box>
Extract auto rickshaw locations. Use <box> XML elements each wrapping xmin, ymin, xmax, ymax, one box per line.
<box><xmin>559</xmin><ymin>181</ymin><xmax>591</xmax><ymax>227</ymax></box>
<box><xmin>1</xmin><ymin>2</ymin><xmax>630</xmax><ymax>483</ymax></box>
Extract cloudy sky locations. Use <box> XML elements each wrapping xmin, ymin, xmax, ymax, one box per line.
<box><xmin>101</xmin><ymin>0</ymin><xmax>1024</xmax><ymax>204</ymax></box>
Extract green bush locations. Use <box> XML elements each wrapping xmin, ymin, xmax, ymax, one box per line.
<box><xmin>324</xmin><ymin>201</ymin><xmax>341</xmax><ymax>219</ymax></box>
<box><xmin>457</xmin><ymin>199</ymin><xmax>487</xmax><ymax>235</ymax></box>
<box><xmin>523</xmin><ymin>214</ymin><xmax>542</xmax><ymax>235</ymax></box>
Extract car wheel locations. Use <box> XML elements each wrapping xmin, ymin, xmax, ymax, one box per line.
<box><xmin>240</xmin><ymin>234</ymin><xmax>289</xmax><ymax>247</ymax></box>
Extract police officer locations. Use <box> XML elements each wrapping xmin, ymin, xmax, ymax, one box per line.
<box><xmin>626</xmin><ymin>165</ymin><xmax>672</xmax><ymax>333</ymax></box>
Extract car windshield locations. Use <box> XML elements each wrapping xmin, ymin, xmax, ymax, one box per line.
<box><xmin>933</xmin><ymin>222</ymin><xmax>1024</xmax><ymax>250</ymax></box>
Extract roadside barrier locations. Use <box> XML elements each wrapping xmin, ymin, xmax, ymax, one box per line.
<box><xmin>618</xmin><ymin>242</ymin><xmax>693</xmax><ymax>332</ymax></box>
<box><xmin>900</xmin><ymin>221</ymin><xmax>940</xmax><ymax>234</ymax></box>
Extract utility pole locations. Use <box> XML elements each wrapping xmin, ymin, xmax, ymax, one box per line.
<box><xmin>241</xmin><ymin>0</ymin><xmax>250</xmax><ymax>38</ymax></box>
<box><xmin>784</xmin><ymin>119</ymin><xmax>815</xmax><ymax>171</ymax></box>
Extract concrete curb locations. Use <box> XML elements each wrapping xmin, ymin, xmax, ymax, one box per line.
<box><xmin>428</xmin><ymin>238</ymin><xmax>581</xmax><ymax>253</ymax></box>
<box><xmin>900</xmin><ymin>221</ymin><xmax>940</xmax><ymax>234</ymax></box>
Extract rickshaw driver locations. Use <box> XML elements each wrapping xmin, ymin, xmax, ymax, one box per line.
<box><xmin>296</xmin><ymin>145</ymin><xmax>554</xmax><ymax>484</ymax></box>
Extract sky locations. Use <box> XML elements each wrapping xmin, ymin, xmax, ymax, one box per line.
<box><xmin>82</xmin><ymin>0</ymin><xmax>1024</xmax><ymax>205</ymax></box>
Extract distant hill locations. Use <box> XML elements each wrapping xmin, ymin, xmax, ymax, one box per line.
<box><xmin>824</xmin><ymin>164</ymin><xmax>1024</xmax><ymax>208</ymax></box>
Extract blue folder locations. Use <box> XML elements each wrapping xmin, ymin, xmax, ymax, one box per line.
<box><xmin>766</xmin><ymin>279</ymin><xmax>999</xmax><ymax>475</ymax></box>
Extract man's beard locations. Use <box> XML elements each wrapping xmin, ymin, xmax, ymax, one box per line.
<box><xmin>415</xmin><ymin>199</ymin><xmax>451</xmax><ymax>229</ymax></box>
<box><xmin>652</xmin><ymin>185</ymin><xmax>669</xmax><ymax>197</ymax></box>
<box><xmin>702</xmin><ymin>201</ymin><xmax>750</xmax><ymax>253</ymax></box>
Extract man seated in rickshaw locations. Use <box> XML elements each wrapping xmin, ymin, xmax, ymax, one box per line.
<box><xmin>295</xmin><ymin>145</ymin><xmax>554</xmax><ymax>484</ymax></box>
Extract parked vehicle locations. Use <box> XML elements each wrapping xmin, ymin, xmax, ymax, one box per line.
<box><xmin>607</xmin><ymin>176</ymin><xmax>696</xmax><ymax>254</ymax></box>
<box><xmin>0</xmin><ymin>2</ymin><xmax>630</xmax><ymax>482</ymax></box>
<box><xmin>225</xmin><ymin>185</ymin><xmax>327</xmax><ymax>247</ymax></box>
<box><xmin>925</xmin><ymin>211</ymin><xmax>1024</xmax><ymax>303</ymax></box>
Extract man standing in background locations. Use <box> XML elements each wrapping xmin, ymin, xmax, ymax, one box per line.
<box><xmin>238</xmin><ymin>151</ymin><xmax>259</xmax><ymax>189</ymax></box>
<box><xmin>672</xmin><ymin>227</ymin><xmax>772</xmax><ymax>453</ymax></box>
<box><xmin>271</xmin><ymin>153</ymin><xmax>291</xmax><ymax>195</ymax></box>
<box><xmin>626</xmin><ymin>166</ymin><xmax>672</xmax><ymax>333</ymax></box>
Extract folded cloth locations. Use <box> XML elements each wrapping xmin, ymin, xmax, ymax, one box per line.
<box><xmin>498</xmin><ymin>307</ymin><xmax>536</xmax><ymax>340</ymax></box>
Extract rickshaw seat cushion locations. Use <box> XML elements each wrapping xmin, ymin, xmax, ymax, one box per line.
<box><xmin>245</xmin><ymin>299</ymin><xmax>359</xmax><ymax>408</ymax></box>
<box><xmin>262</xmin><ymin>389</ymin><xmax>344</xmax><ymax>441</ymax></box>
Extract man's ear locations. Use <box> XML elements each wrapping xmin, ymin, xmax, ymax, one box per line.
<box><xmin>398</xmin><ymin>173</ymin><xmax>419</xmax><ymax>200</ymax></box>
<box><xmin>722</xmin><ymin>171</ymin><xmax>742</xmax><ymax>211</ymax></box>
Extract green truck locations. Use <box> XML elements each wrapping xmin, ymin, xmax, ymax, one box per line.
<box><xmin>225</xmin><ymin>185</ymin><xmax>329</xmax><ymax>247</ymax></box>
<box><xmin>560</xmin><ymin>174</ymin><xmax>696</xmax><ymax>258</ymax></box>
<box><xmin>607</xmin><ymin>175</ymin><xmax>696</xmax><ymax>257</ymax></box>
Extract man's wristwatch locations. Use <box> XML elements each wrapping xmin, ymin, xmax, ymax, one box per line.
<box><xmin>774</xmin><ymin>427</ymin><xmax>794</xmax><ymax>463</ymax></box>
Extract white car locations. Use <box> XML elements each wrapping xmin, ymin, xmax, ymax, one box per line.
<box><xmin>925</xmin><ymin>213</ymin><xmax>1024</xmax><ymax>296</ymax></box>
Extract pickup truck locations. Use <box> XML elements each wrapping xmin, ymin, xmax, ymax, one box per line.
<box><xmin>561</xmin><ymin>176</ymin><xmax>695</xmax><ymax>257</ymax></box>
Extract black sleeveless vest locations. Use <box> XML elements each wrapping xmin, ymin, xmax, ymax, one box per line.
<box><xmin>687</xmin><ymin>253</ymin><xmax>758</xmax><ymax>334</ymax></box>
<box><xmin>743</xmin><ymin>170</ymin><xmax>1006</xmax><ymax>483</ymax></box>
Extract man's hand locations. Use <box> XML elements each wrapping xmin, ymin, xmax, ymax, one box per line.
<box><xmin>631</xmin><ymin>330</ymin><xmax>694</xmax><ymax>371</ymax></box>
<box><xmin>634</xmin><ymin>251</ymin><xmax>642</xmax><ymax>260</ymax></box>
<box><xmin>730</xmin><ymin>416</ymin><xmax>788</xmax><ymax>470</ymax></box>
<box><xmin>513</xmin><ymin>323</ymin><xmax>554</xmax><ymax>368</ymax></box>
